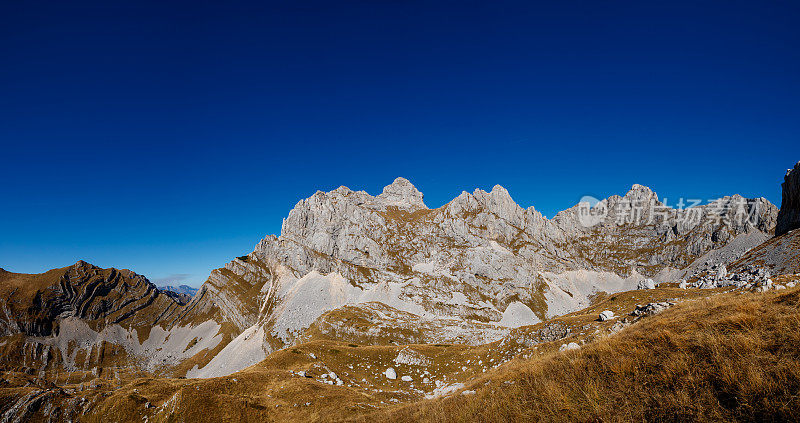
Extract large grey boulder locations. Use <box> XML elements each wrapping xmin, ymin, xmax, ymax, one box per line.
<box><xmin>716</xmin><ymin>265</ymin><xmax>727</xmax><ymax>281</ymax></box>
<box><xmin>632</xmin><ymin>302</ymin><xmax>674</xmax><ymax>316</ymax></box>
<box><xmin>637</xmin><ymin>279</ymin><xmax>657</xmax><ymax>290</ymax></box>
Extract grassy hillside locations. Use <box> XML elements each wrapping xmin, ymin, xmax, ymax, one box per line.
<box><xmin>365</xmin><ymin>286</ymin><xmax>800</xmax><ymax>422</ymax></box>
<box><xmin>3</xmin><ymin>281</ymin><xmax>799</xmax><ymax>422</ymax></box>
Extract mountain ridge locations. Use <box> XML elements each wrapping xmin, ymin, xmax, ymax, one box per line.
<box><xmin>2</xmin><ymin>166</ymin><xmax>799</xmax><ymax>422</ymax></box>
<box><xmin>179</xmin><ymin>177</ymin><xmax>777</xmax><ymax>377</ymax></box>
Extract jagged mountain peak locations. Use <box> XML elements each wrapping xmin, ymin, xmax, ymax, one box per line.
<box><xmin>490</xmin><ymin>184</ymin><xmax>510</xmax><ymax>195</ymax></box>
<box><xmin>376</xmin><ymin>177</ymin><xmax>426</xmax><ymax>210</ymax></box>
<box><xmin>629</xmin><ymin>183</ymin><xmax>653</xmax><ymax>191</ymax></box>
<box><xmin>467</xmin><ymin>184</ymin><xmax>530</xmax><ymax>222</ymax></box>
<box><xmin>73</xmin><ymin>259</ymin><xmax>92</xmax><ymax>268</ymax></box>
<box><xmin>623</xmin><ymin>184</ymin><xmax>659</xmax><ymax>202</ymax></box>
<box><xmin>788</xmin><ymin>161</ymin><xmax>800</xmax><ymax>176</ymax></box>
<box><xmin>384</xmin><ymin>176</ymin><xmax>415</xmax><ymax>189</ymax></box>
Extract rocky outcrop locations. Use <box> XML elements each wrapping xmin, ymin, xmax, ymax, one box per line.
<box><xmin>183</xmin><ymin>177</ymin><xmax>779</xmax><ymax>379</ymax></box>
<box><xmin>0</xmin><ymin>261</ymin><xmax>181</xmax><ymax>337</ymax></box>
<box><xmin>776</xmin><ymin>161</ymin><xmax>800</xmax><ymax>236</ymax></box>
<box><xmin>637</xmin><ymin>279</ymin><xmax>656</xmax><ymax>290</ymax></box>
<box><xmin>632</xmin><ymin>302</ymin><xmax>675</xmax><ymax>317</ymax></box>
<box><xmin>554</xmin><ymin>185</ymin><xmax>778</xmax><ymax>275</ymax></box>
<box><xmin>376</xmin><ymin>177</ymin><xmax>427</xmax><ymax>210</ymax></box>
<box><xmin>0</xmin><ymin>262</ymin><xmax>228</xmax><ymax>379</ymax></box>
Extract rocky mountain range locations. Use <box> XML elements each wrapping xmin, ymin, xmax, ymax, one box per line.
<box><xmin>1</xmin><ymin>161</ymin><xmax>799</xmax><ymax>421</ymax></box>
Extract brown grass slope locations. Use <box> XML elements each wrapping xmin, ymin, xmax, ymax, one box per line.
<box><xmin>362</xmin><ymin>288</ymin><xmax>800</xmax><ymax>423</ymax></box>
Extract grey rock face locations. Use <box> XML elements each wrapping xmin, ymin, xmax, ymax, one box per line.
<box><xmin>376</xmin><ymin>177</ymin><xmax>427</xmax><ymax>210</ymax></box>
<box><xmin>553</xmin><ymin>185</ymin><xmax>778</xmax><ymax>275</ymax></box>
<box><xmin>637</xmin><ymin>279</ymin><xmax>656</xmax><ymax>290</ymax></box>
<box><xmin>632</xmin><ymin>302</ymin><xmax>675</xmax><ymax>317</ymax></box>
<box><xmin>776</xmin><ymin>161</ymin><xmax>800</xmax><ymax>237</ymax></box>
<box><xmin>715</xmin><ymin>265</ymin><xmax>727</xmax><ymax>281</ymax></box>
<box><xmin>186</xmin><ymin>176</ymin><xmax>779</xmax><ymax>363</ymax></box>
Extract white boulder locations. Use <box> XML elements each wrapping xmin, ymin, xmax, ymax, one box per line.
<box><xmin>716</xmin><ymin>265</ymin><xmax>727</xmax><ymax>280</ymax></box>
<box><xmin>599</xmin><ymin>310</ymin><xmax>615</xmax><ymax>321</ymax></box>
<box><xmin>559</xmin><ymin>342</ymin><xmax>580</xmax><ymax>352</ymax></box>
<box><xmin>637</xmin><ymin>279</ymin><xmax>657</xmax><ymax>290</ymax></box>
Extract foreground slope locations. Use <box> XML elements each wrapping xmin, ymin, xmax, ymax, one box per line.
<box><xmin>364</xmin><ymin>284</ymin><xmax>800</xmax><ymax>422</ymax></box>
<box><xmin>3</xmin><ymin>281</ymin><xmax>797</xmax><ymax>422</ymax></box>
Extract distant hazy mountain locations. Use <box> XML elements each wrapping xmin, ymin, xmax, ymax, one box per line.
<box><xmin>157</xmin><ymin>284</ymin><xmax>198</xmax><ymax>305</ymax></box>
<box><xmin>158</xmin><ymin>284</ymin><xmax>199</xmax><ymax>296</ymax></box>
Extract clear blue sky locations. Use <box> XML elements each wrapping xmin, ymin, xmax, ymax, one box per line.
<box><xmin>1</xmin><ymin>0</ymin><xmax>798</xmax><ymax>287</ymax></box>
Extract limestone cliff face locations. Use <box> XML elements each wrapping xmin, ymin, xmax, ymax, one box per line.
<box><xmin>187</xmin><ymin>177</ymin><xmax>778</xmax><ymax>371</ymax></box>
<box><xmin>776</xmin><ymin>161</ymin><xmax>800</xmax><ymax>237</ymax></box>
<box><xmin>555</xmin><ymin>186</ymin><xmax>778</xmax><ymax>275</ymax></box>
<box><xmin>0</xmin><ymin>175</ymin><xmax>786</xmax><ymax>382</ymax></box>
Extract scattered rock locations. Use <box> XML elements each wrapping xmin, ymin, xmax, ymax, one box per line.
<box><xmin>599</xmin><ymin>310</ymin><xmax>615</xmax><ymax>321</ymax></box>
<box><xmin>385</xmin><ymin>368</ymin><xmax>397</xmax><ymax>380</ymax></box>
<box><xmin>401</xmin><ymin>375</ymin><xmax>413</xmax><ymax>382</ymax></box>
<box><xmin>394</xmin><ymin>348</ymin><xmax>431</xmax><ymax>366</ymax></box>
<box><xmin>632</xmin><ymin>302</ymin><xmax>674</xmax><ymax>317</ymax></box>
<box><xmin>609</xmin><ymin>319</ymin><xmax>631</xmax><ymax>334</ymax></box>
<box><xmin>559</xmin><ymin>342</ymin><xmax>580</xmax><ymax>352</ymax></box>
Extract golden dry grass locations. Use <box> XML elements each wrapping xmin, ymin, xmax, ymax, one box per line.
<box><xmin>360</xmin><ymin>288</ymin><xmax>800</xmax><ymax>422</ymax></box>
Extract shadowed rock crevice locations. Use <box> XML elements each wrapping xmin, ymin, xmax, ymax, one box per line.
<box><xmin>776</xmin><ymin>161</ymin><xmax>800</xmax><ymax>236</ymax></box>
